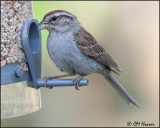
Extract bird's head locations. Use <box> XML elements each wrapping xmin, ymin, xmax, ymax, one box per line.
<box><xmin>37</xmin><ymin>10</ymin><xmax>81</xmax><ymax>33</ymax></box>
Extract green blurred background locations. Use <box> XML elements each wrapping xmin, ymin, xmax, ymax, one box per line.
<box><xmin>1</xmin><ymin>1</ymin><xmax>159</xmax><ymax>127</ymax></box>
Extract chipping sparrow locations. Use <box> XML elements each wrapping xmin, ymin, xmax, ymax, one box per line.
<box><xmin>38</xmin><ymin>10</ymin><xmax>139</xmax><ymax>107</ymax></box>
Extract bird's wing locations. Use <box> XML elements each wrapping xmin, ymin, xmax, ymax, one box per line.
<box><xmin>74</xmin><ymin>28</ymin><xmax>121</xmax><ymax>73</ymax></box>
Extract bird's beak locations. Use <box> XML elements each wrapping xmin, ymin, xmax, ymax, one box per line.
<box><xmin>37</xmin><ymin>20</ymin><xmax>48</xmax><ymax>30</ymax></box>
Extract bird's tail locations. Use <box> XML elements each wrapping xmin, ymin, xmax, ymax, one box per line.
<box><xmin>103</xmin><ymin>71</ymin><xmax>139</xmax><ymax>107</ymax></box>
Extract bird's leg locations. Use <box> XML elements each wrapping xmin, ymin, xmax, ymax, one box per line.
<box><xmin>73</xmin><ymin>75</ymin><xmax>85</xmax><ymax>90</ymax></box>
<box><xmin>43</xmin><ymin>74</ymin><xmax>71</xmax><ymax>89</ymax></box>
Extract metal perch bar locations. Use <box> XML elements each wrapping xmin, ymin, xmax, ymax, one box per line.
<box><xmin>37</xmin><ymin>79</ymin><xmax>88</xmax><ymax>87</ymax></box>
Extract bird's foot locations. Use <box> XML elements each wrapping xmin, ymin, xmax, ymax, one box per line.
<box><xmin>43</xmin><ymin>76</ymin><xmax>56</xmax><ymax>89</ymax></box>
<box><xmin>43</xmin><ymin>74</ymin><xmax>70</xmax><ymax>89</ymax></box>
<box><xmin>73</xmin><ymin>75</ymin><xmax>84</xmax><ymax>90</ymax></box>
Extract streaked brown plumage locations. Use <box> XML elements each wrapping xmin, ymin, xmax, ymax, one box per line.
<box><xmin>74</xmin><ymin>27</ymin><xmax>121</xmax><ymax>74</ymax></box>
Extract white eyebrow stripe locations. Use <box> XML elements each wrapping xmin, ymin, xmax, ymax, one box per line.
<box><xmin>53</xmin><ymin>12</ymin><xmax>75</xmax><ymax>18</ymax></box>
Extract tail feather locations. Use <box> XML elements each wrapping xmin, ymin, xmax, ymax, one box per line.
<box><xmin>104</xmin><ymin>72</ymin><xmax>139</xmax><ymax>107</ymax></box>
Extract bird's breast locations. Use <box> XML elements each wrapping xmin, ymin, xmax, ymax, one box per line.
<box><xmin>47</xmin><ymin>32</ymin><xmax>77</xmax><ymax>60</ymax></box>
<box><xmin>47</xmin><ymin>32</ymin><xmax>104</xmax><ymax>75</ymax></box>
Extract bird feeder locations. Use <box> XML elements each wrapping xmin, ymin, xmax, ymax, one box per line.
<box><xmin>1</xmin><ymin>1</ymin><xmax>88</xmax><ymax>119</ymax></box>
<box><xmin>1</xmin><ymin>1</ymin><xmax>41</xmax><ymax>119</ymax></box>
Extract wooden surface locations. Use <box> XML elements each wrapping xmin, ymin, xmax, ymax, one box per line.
<box><xmin>1</xmin><ymin>81</ymin><xmax>41</xmax><ymax>119</ymax></box>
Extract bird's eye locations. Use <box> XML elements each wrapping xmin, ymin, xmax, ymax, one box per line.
<box><xmin>52</xmin><ymin>16</ymin><xmax>57</xmax><ymax>21</ymax></box>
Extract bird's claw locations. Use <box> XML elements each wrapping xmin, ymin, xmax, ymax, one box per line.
<box><xmin>43</xmin><ymin>76</ymin><xmax>55</xmax><ymax>89</ymax></box>
<box><xmin>73</xmin><ymin>75</ymin><xmax>83</xmax><ymax>90</ymax></box>
<box><xmin>73</xmin><ymin>79</ymin><xmax>80</xmax><ymax>90</ymax></box>
<box><xmin>43</xmin><ymin>74</ymin><xmax>71</xmax><ymax>89</ymax></box>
